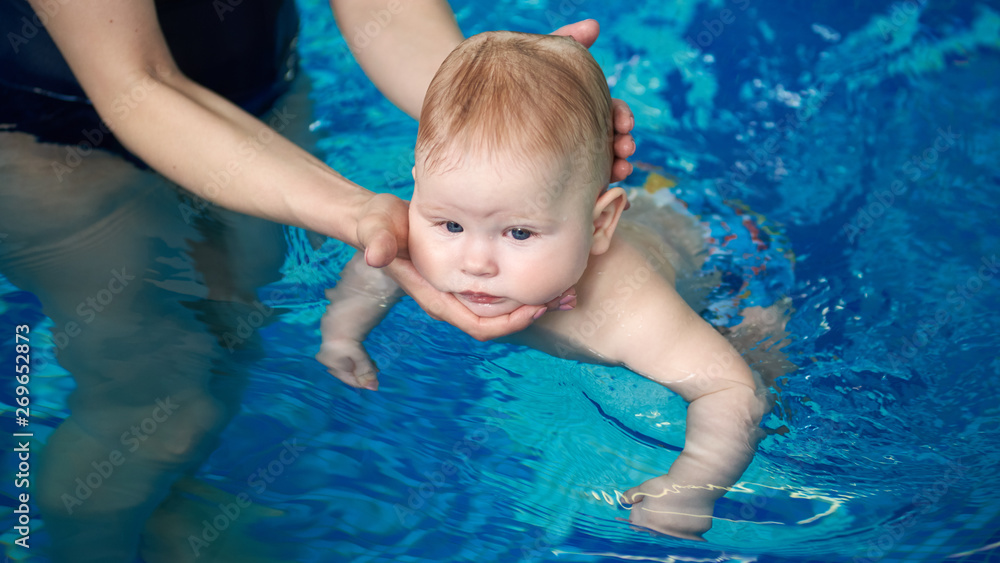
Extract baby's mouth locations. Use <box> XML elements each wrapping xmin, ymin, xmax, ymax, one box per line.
<box><xmin>457</xmin><ymin>291</ymin><xmax>504</xmax><ymax>305</ymax></box>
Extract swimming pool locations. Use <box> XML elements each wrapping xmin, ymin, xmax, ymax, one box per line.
<box><xmin>3</xmin><ymin>0</ymin><xmax>999</xmax><ymax>561</ymax></box>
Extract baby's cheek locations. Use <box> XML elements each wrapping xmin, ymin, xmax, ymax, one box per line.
<box><xmin>422</xmin><ymin>262</ymin><xmax>452</xmax><ymax>292</ymax></box>
<box><xmin>514</xmin><ymin>268</ymin><xmax>571</xmax><ymax>305</ymax></box>
<box><xmin>409</xmin><ymin>244</ymin><xmax>445</xmax><ymax>288</ymax></box>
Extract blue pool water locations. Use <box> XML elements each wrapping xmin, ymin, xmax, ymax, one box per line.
<box><xmin>3</xmin><ymin>0</ymin><xmax>1000</xmax><ymax>561</ymax></box>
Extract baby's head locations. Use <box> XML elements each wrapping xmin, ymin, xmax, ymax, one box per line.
<box><xmin>409</xmin><ymin>31</ymin><xmax>627</xmax><ymax>317</ymax></box>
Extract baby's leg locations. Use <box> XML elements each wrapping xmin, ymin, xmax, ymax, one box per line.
<box><xmin>1</xmin><ymin>132</ymin><xmax>285</xmax><ymax>562</ymax></box>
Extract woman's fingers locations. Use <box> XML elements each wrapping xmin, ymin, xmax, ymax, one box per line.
<box><xmin>612</xmin><ymin>98</ymin><xmax>635</xmax><ymax>137</ymax></box>
<box><xmin>549</xmin><ymin>19</ymin><xmax>600</xmax><ymax>47</ymax></box>
<box><xmin>550</xmin><ymin>22</ymin><xmax>636</xmax><ymax>183</ymax></box>
<box><xmin>611</xmin><ymin>159</ymin><xmax>634</xmax><ymax>184</ymax></box>
<box><xmin>611</xmin><ymin>100</ymin><xmax>636</xmax><ymax>182</ymax></box>
<box><xmin>614</xmin><ymin>132</ymin><xmax>636</xmax><ymax>160</ymax></box>
<box><xmin>543</xmin><ymin>287</ymin><xmax>577</xmax><ymax>311</ymax></box>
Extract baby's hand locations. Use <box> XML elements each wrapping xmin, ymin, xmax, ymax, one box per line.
<box><xmin>623</xmin><ymin>476</ymin><xmax>716</xmax><ymax>541</ymax></box>
<box><xmin>316</xmin><ymin>338</ymin><xmax>379</xmax><ymax>391</ymax></box>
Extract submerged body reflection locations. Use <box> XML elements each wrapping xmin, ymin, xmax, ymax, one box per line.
<box><xmin>0</xmin><ymin>107</ymin><xmax>302</xmax><ymax>560</ymax></box>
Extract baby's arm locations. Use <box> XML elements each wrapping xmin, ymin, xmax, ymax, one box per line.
<box><xmin>530</xmin><ymin>235</ymin><xmax>770</xmax><ymax>539</ymax></box>
<box><xmin>317</xmin><ymin>254</ymin><xmax>403</xmax><ymax>390</ymax></box>
<box><xmin>617</xmin><ymin>291</ymin><xmax>770</xmax><ymax>539</ymax></box>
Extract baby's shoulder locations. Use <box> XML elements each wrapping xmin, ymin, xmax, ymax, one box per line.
<box><xmin>529</xmin><ymin>235</ymin><xmax>697</xmax><ymax>364</ymax></box>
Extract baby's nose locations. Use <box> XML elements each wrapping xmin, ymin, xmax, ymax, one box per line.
<box><xmin>461</xmin><ymin>240</ymin><xmax>499</xmax><ymax>277</ymax></box>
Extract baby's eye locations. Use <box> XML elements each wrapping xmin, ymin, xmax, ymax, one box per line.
<box><xmin>445</xmin><ymin>221</ymin><xmax>464</xmax><ymax>233</ymax></box>
<box><xmin>508</xmin><ymin>228</ymin><xmax>533</xmax><ymax>241</ymax></box>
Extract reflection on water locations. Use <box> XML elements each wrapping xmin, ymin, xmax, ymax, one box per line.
<box><xmin>0</xmin><ymin>79</ymin><xmax>311</xmax><ymax>561</ymax></box>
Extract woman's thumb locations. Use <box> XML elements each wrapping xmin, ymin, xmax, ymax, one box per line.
<box><xmin>362</xmin><ymin>229</ymin><xmax>398</xmax><ymax>268</ymax></box>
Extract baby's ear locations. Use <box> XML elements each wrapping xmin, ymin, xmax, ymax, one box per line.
<box><xmin>590</xmin><ymin>186</ymin><xmax>628</xmax><ymax>255</ymax></box>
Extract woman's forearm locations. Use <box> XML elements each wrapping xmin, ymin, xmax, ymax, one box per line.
<box><xmin>95</xmin><ymin>69</ymin><xmax>371</xmax><ymax>244</ymax></box>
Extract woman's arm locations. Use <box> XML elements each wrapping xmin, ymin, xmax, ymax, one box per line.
<box><xmin>30</xmin><ymin>0</ymin><xmax>375</xmax><ymax>247</ymax></box>
<box><xmin>332</xmin><ymin>0</ymin><xmax>463</xmax><ymax>119</ymax></box>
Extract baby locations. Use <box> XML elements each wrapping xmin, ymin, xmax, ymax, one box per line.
<box><xmin>318</xmin><ymin>31</ymin><xmax>773</xmax><ymax>540</ymax></box>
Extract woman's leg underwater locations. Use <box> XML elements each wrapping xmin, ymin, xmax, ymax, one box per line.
<box><xmin>0</xmin><ymin>130</ymin><xmax>287</xmax><ymax>562</ymax></box>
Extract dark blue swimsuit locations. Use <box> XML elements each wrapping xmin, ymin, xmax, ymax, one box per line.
<box><xmin>0</xmin><ymin>0</ymin><xmax>299</xmax><ymax>167</ymax></box>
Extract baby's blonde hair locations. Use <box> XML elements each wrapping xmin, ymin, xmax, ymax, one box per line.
<box><xmin>416</xmin><ymin>31</ymin><xmax>613</xmax><ymax>191</ymax></box>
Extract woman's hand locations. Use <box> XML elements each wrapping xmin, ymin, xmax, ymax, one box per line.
<box><xmin>551</xmin><ymin>19</ymin><xmax>636</xmax><ymax>182</ymax></box>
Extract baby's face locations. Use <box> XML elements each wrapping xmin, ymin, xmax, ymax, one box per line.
<box><xmin>409</xmin><ymin>153</ymin><xmax>596</xmax><ymax>317</ymax></box>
